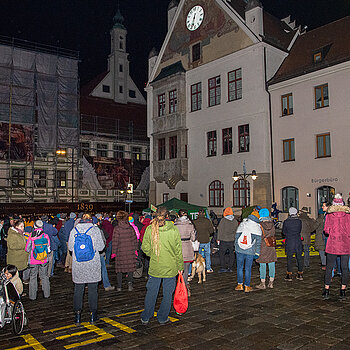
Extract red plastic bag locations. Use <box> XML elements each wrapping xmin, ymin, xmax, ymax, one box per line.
<box><xmin>173</xmin><ymin>272</ymin><xmax>188</xmax><ymax>315</ymax></box>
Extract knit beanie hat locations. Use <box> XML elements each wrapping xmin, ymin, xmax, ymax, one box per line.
<box><xmin>69</xmin><ymin>212</ymin><xmax>77</xmax><ymax>219</ymax></box>
<box><xmin>289</xmin><ymin>207</ymin><xmax>297</xmax><ymax>216</ymax></box>
<box><xmin>34</xmin><ymin>220</ymin><xmax>43</xmax><ymax>229</ymax></box>
<box><xmin>259</xmin><ymin>208</ymin><xmax>270</xmax><ymax>219</ymax></box>
<box><xmin>223</xmin><ymin>207</ymin><xmax>234</xmax><ymax>217</ymax></box>
<box><xmin>332</xmin><ymin>193</ymin><xmax>344</xmax><ymax>206</ymax></box>
<box><xmin>250</xmin><ymin>210</ymin><xmax>260</xmax><ymax>219</ymax></box>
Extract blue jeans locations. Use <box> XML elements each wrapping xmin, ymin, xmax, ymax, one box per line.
<box><xmin>236</xmin><ymin>252</ymin><xmax>254</xmax><ymax>286</ymax></box>
<box><xmin>199</xmin><ymin>242</ymin><xmax>211</xmax><ymax>270</ymax></box>
<box><xmin>141</xmin><ymin>275</ymin><xmax>176</xmax><ymax>323</ymax></box>
<box><xmin>100</xmin><ymin>255</ymin><xmax>111</xmax><ymax>288</ymax></box>
<box><xmin>259</xmin><ymin>262</ymin><xmax>275</xmax><ymax>279</ymax></box>
<box><xmin>105</xmin><ymin>242</ymin><xmax>112</xmax><ymax>265</ymax></box>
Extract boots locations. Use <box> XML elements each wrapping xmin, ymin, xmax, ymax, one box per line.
<box><xmin>255</xmin><ymin>279</ymin><xmax>266</xmax><ymax>289</ymax></box>
<box><xmin>128</xmin><ymin>282</ymin><xmax>134</xmax><ymax>292</ymax></box>
<box><xmin>268</xmin><ymin>278</ymin><xmax>274</xmax><ymax>289</ymax></box>
<box><xmin>74</xmin><ymin>311</ymin><xmax>81</xmax><ymax>326</ymax></box>
<box><xmin>322</xmin><ymin>288</ymin><xmax>330</xmax><ymax>300</ymax></box>
<box><xmin>244</xmin><ymin>286</ymin><xmax>253</xmax><ymax>293</ymax></box>
<box><xmin>235</xmin><ymin>283</ymin><xmax>244</xmax><ymax>291</ymax></box>
<box><xmin>90</xmin><ymin>312</ymin><xmax>98</xmax><ymax>325</ymax></box>
<box><xmin>296</xmin><ymin>272</ymin><xmax>304</xmax><ymax>281</ymax></box>
<box><xmin>340</xmin><ymin>288</ymin><xmax>346</xmax><ymax>300</ymax></box>
<box><xmin>284</xmin><ymin>272</ymin><xmax>292</xmax><ymax>281</ymax></box>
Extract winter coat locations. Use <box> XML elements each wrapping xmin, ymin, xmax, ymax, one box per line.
<box><xmin>68</xmin><ymin>222</ymin><xmax>105</xmax><ymax>284</ymax></box>
<box><xmin>6</xmin><ymin>227</ymin><xmax>29</xmax><ymax>271</ymax></box>
<box><xmin>102</xmin><ymin>219</ymin><xmax>114</xmax><ymax>246</ymax></box>
<box><xmin>314</xmin><ymin>213</ymin><xmax>326</xmax><ymax>251</ymax></box>
<box><xmin>193</xmin><ymin>214</ymin><xmax>214</xmax><ymax>243</ymax></box>
<box><xmin>62</xmin><ymin>218</ymin><xmax>75</xmax><ymax>243</ymax></box>
<box><xmin>43</xmin><ymin>222</ymin><xmax>58</xmax><ymax>251</ymax></box>
<box><xmin>235</xmin><ymin>216</ymin><xmax>262</xmax><ymax>256</ymax></box>
<box><xmin>217</xmin><ymin>216</ymin><xmax>238</xmax><ymax>242</ymax></box>
<box><xmin>324</xmin><ymin>205</ymin><xmax>350</xmax><ymax>255</ymax></box>
<box><xmin>298</xmin><ymin>212</ymin><xmax>316</xmax><ymax>245</ymax></box>
<box><xmin>132</xmin><ymin>213</ymin><xmax>143</xmax><ymax>232</ymax></box>
<box><xmin>257</xmin><ymin>220</ymin><xmax>277</xmax><ymax>263</ymax></box>
<box><xmin>142</xmin><ymin>221</ymin><xmax>184</xmax><ymax>278</ymax></box>
<box><xmin>112</xmin><ymin>221</ymin><xmax>138</xmax><ymax>273</ymax></box>
<box><xmin>174</xmin><ymin>216</ymin><xmax>195</xmax><ymax>262</ymax></box>
<box><xmin>140</xmin><ymin>218</ymin><xmax>152</xmax><ymax>243</ymax></box>
<box><xmin>282</xmin><ymin>216</ymin><xmax>302</xmax><ymax>255</ymax></box>
<box><xmin>10</xmin><ymin>271</ymin><xmax>23</xmax><ymax>295</ymax></box>
<box><xmin>129</xmin><ymin>222</ymin><xmax>140</xmax><ymax>240</ymax></box>
<box><xmin>25</xmin><ymin>230</ymin><xmax>51</xmax><ymax>265</ymax></box>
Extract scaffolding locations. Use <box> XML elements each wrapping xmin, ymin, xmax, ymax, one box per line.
<box><xmin>0</xmin><ymin>36</ymin><xmax>80</xmax><ymax>203</ymax></box>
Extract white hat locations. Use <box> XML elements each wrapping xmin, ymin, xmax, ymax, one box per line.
<box><xmin>289</xmin><ymin>207</ymin><xmax>298</xmax><ymax>216</ymax></box>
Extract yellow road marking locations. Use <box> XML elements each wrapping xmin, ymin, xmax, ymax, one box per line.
<box><xmin>63</xmin><ymin>323</ymin><xmax>114</xmax><ymax>349</ymax></box>
<box><xmin>56</xmin><ymin>329</ymin><xmax>93</xmax><ymax>340</ymax></box>
<box><xmin>43</xmin><ymin>324</ymin><xmax>76</xmax><ymax>333</ymax></box>
<box><xmin>101</xmin><ymin>317</ymin><xmax>136</xmax><ymax>333</ymax></box>
<box><xmin>276</xmin><ymin>234</ymin><xmax>320</xmax><ymax>258</ymax></box>
<box><xmin>153</xmin><ymin>312</ymin><xmax>179</xmax><ymax>323</ymax></box>
<box><xmin>115</xmin><ymin>310</ymin><xmax>143</xmax><ymax>317</ymax></box>
<box><xmin>5</xmin><ymin>334</ymin><xmax>46</xmax><ymax>350</ymax></box>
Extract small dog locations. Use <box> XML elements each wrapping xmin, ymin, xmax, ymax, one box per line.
<box><xmin>188</xmin><ymin>253</ymin><xmax>206</xmax><ymax>283</ymax></box>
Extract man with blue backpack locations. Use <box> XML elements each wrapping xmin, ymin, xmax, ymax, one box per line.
<box><xmin>68</xmin><ymin>213</ymin><xmax>105</xmax><ymax>325</ymax></box>
<box><xmin>25</xmin><ymin>220</ymin><xmax>51</xmax><ymax>300</ymax></box>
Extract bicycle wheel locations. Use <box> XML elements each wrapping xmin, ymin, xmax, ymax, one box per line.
<box><xmin>12</xmin><ymin>300</ymin><xmax>25</xmax><ymax>335</ymax></box>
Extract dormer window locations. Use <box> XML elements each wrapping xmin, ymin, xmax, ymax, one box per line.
<box><xmin>314</xmin><ymin>52</ymin><xmax>322</xmax><ymax>63</ymax></box>
<box><xmin>102</xmin><ymin>85</ymin><xmax>110</xmax><ymax>93</ymax></box>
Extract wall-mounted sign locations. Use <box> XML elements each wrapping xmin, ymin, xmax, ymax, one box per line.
<box><xmin>311</xmin><ymin>177</ymin><xmax>339</xmax><ymax>184</ymax></box>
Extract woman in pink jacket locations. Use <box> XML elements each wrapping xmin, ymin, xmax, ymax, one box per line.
<box><xmin>25</xmin><ymin>220</ymin><xmax>51</xmax><ymax>300</ymax></box>
<box><xmin>323</xmin><ymin>194</ymin><xmax>350</xmax><ymax>300</ymax></box>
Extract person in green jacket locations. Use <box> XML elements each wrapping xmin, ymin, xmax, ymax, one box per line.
<box><xmin>141</xmin><ymin>207</ymin><xmax>184</xmax><ymax>325</ymax></box>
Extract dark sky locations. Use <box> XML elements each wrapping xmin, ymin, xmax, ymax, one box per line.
<box><xmin>0</xmin><ymin>0</ymin><xmax>349</xmax><ymax>93</ymax></box>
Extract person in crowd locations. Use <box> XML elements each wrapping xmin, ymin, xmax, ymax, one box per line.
<box><xmin>141</xmin><ymin>207</ymin><xmax>183</xmax><ymax>325</ymax></box>
<box><xmin>217</xmin><ymin>207</ymin><xmax>238</xmax><ymax>273</ymax></box>
<box><xmin>128</xmin><ymin>216</ymin><xmax>140</xmax><ymax>240</ymax></box>
<box><xmin>140</xmin><ymin>215</ymin><xmax>152</xmax><ymax>278</ymax></box>
<box><xmin>193</xmin><ymin>208</ymin><xmax>214</xmax><ymax>273</ymax></box>
<box><xmin>256</xmin><ymin>208</ymin><xmax>277</xmax><ymax>289</ymax></box>
<box><xmin>64</xmin><ymin>212</ymin><xmax>76</xmax><ymax>273</ymax></box>
<box><xmin>112</xmin><ymin>211</ymin><xmax>138</xmax><ymax>292</ymax></box>
<box><xmin>25</xmin><ymin>220</ymin><xmax>50</xmax><ymax>300</ymax></box>
<box><xmin>132</xmin><ymin>213</ymin><xmax>143</xmax><ymax>233</ymax></box>
<box><xmin>6</xmin><ymin>219</ymin><xmax>29</xmax><ymax>277</ymax></box>
<box><xmin>174</xmin><ymin>209</ymin><xmax>195</xmax><ymax>296</ymax></box>
<box><xmin>41</xmin><ymin>215</ymin><xmax>58</xmax><ymax>278</ymax></box>
<box><xmin>283</xmin><ymin>207</ymin><xmax>303</xmax><ymax>281</ymax></box>
<box><xmin>68</xmin><ymin>213</ymin><xmax>105</xmax><ymax>325</ymax></box>
<box><xmin>322</xmin><ymin>194</ymin><xmax>350</xmax><ymax>299</ymax></box>
<box><xmin>235</xmin><ymin>211</ymin><xmax>262</xmax><ymax>292</ymax></box>
<box><xmin>94</xmin><ymin>216</ymin><xmax>115</xmax><ymax>292</ymax></box>
<box><xmin>101</xmin><ymin>215</ymin><xmax>114</xmax><ymax>266</ymax></box>
<box><xmin>298</xmin><ymin>207</ymin><xmax>316</xmax><ymax>268</ymax></box>
<box><xmin>56</xmin><ymin>213</ymin><xmax>67</xmax><ymax>267</ymax></box>
<box><xmin>4</xmin><ymin>264</ymin><xmax>23</xmax><ymax>295</ymax></box>
<box><xmin>314</xmin><ymin>202</ymin><xmax>329</xmax><ymax>270</ymax></box>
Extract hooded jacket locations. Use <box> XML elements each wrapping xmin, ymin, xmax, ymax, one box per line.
<box><xmin>324</xmin><ymin>205</ymin><xmax>350</xmax><ymax>255</ymax></box>
<box><xmin>282</xmin><ymin>215</ymin><xmax>302</xmax><ymax>254</ymax></box>
<box><xmin>256</xmin><ymin>219</ymin><xmax>277</xmax><ymax>263</ymax></box>
<box><xmin>235</xmin><ymin>215</ymin><xmax>262</xmax><ymax>256</ymax></box>
<box><xmin>217</xmin><ymin>215</ymin><xmax>238</xmax><ymax>242</ymax></box>
<box><xmin>140</xmin><ymin>218</ymin><xmax>152</xmax><ymax>243</ymax></box>
<box><xmin>193</xmin><ymin>213</ymin><xmax>214</xmax><ymax>243</ymax></box>
<box><xmin>298</xmin><ymin>212</ymin><xmax>316</xmax><ymax>245</ymax></box>
<box><xmin>6</xmin><ymin>227</ymin><xmax>29</xmax><ymax>271</ymax></box>
<box><xmin>174</xmin><ymin>216</ymin><xmax>195</xmax><ymax>262</ymax></box>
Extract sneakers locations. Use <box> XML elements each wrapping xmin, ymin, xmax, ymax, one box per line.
<box><xmin>340</xmin><ymin>288</ymin><xmax>346</xmax><ymax>300</ymax></box>
<box><xmin>235</xmin><ymin>283</ymin><xmax>244</xmax><ymax>291</ymax></box>
<box><xmin>296</xmin><ymin>272</ymin><xmax>304</xmax><ymax>281</ymax></box>
<box><xmin>75</xmin><ymin>311</ymin><xmax>81</xmax><ymax>326</ymax></box>
<box><xmin>206</xmin><ymin>268</ymin><xmax>214</xmax><ymax>273</ymax></box>
<box><xmin>141</xmin><ymin>318</ymin><xmax>149</xmax><ymax>325</ymax></box>
<box><xmin>23</xmin><ymin>279</ymin><xmax>29</xmax><ymax>285</ymax></box>
<box><xmin>227</xmin><ymin>268</ymin><xmax>233</xmax><ymax>273</ymax></box>
<box><xmin>218</xmin><ymin>268</ymin><xmax>227</xmax><ymax>273</ymax></box>
<box><xmin>284</xmin><ymin>273</ymin><xmax>292</xmax><ymax>281</ymax></box>
<box><xmin>322</xmin><ymin>288</ymin><xmax>330</xmax><ymax>300</ymax></box>
<box><xmin>244</xmin><ymin>286</ymin><xmax>253</xmax><ymax>293</ymax></box>
<box><xmin>159</xmin><ymin>317</ymin><xmax>170</xmax><ymax>325</ymax></box>
<box><xmin>128</xmin><ymin>282</ymin><xmax>134</xmax><ymax>292</ymax></box>
<box><xmin>90</xmin><ymin>312</ymin><xmax>98</xmax><ymax>325</ymax></box>
<box><xmin>268</xmin><ymin>279</ymin><xmax>274</xmax><ymax>289</ymax></box>
<box><xmin>255</xmin><ymin>282</ymin><xmax>266</xmax><ymax>290</ymax></box>
<box><xmin>116</xmin><ymin>287</ymin><xmax>122</xmax><ymax>292</ymax></box>
<box><xmin>104</xmin><ymin>286</ymin><xmax>115</xmax><ymax>291</ymax></box>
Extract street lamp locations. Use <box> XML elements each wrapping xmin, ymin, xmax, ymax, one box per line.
<box><xmin>232</xmin><ymin>169</ymin><xmax>258</xmax><ymax>182</ymax></box>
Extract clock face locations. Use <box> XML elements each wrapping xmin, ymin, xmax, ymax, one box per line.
<box><xmin>186</xmin><ymin>5</ymin><xmax>204</xmax><ymax>31</ymax></box>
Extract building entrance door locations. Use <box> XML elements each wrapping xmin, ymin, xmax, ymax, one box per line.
<box><xmin>317</xmin><ymin>186</ymin><xmax>335</xmax><ymax>210</ymax></box>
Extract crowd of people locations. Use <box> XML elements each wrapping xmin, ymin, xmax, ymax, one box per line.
<box><xmin>0</xmin><ymin>192</ymin><xmax>349</xmax><ymax>326</ymax></box>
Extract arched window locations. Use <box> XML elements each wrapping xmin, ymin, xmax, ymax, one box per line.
<box><xmin>233</xmin><ymin>179</ymin><xmax>250</xmax><ymax>207</ymax></box>
<box><xmin>282</xmin><ymin>186</ymin><xmax>299</xmax><ymax>212</ymax></box>
<box><xmin>209</xmin><ymin>180</ymin><xmax>224</xmax><ymax>207</ymax></box>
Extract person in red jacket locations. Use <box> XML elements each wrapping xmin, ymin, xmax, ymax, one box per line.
<box><xmin>101</xmin><ymin>216</ymin><xmax>114</xmax><ymax>266</ymax></box>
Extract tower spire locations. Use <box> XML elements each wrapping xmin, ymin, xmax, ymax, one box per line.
<box><xmin>113</xmin><ymin>1</ymin><xmax>125</xmax><ymax>29</ymax></box>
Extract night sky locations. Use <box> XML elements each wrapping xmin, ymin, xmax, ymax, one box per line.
<box><xmin>0</xmin><ymin>0</ymin><xmax>349</xmax><ymax>94</ymax></box>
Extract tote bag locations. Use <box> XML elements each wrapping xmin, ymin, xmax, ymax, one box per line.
<box><xmin>173</xmin><ymin>272</ymin><xmax>188</xmax><ymax>315</ymax></box>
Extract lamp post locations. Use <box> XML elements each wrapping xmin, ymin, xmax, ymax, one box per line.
<box><xmin>232</xmin><ymin>169</ymin><xmax>258</xmax><ymax>182</ymax></box>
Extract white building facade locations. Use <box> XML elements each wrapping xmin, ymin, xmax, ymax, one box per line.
<box><xmin>269</xmin><ymin>16</ymin><xmax>350</xmax><ymax>217</ymax></box>
<box><xmin>147</xmin><ymin>0</ymin><xmax>298</xmax><ymax>212</ymax></box>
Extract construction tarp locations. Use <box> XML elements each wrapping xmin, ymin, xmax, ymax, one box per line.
<box><xmin>143</xmin><ymin>198</ymin><xmax>208</xmax><ymax>220</ymax></box>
